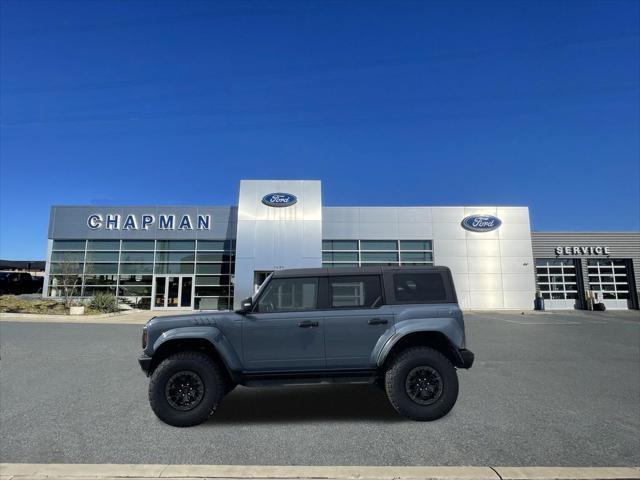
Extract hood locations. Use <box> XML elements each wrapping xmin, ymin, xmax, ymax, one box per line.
<box><xmin>145</xmin><ymin>310</ymin><xmax>241</xmax><ymax>331</ymax></box>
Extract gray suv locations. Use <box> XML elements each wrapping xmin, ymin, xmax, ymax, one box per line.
<box><xmin>138</xmin><ymin>266</ymin><xmax>474</xmax><ymax>427</ymax></box>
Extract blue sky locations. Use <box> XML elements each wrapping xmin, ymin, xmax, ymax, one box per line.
<box><xmin>1</xmin><ymin>0</ymin><xmax>638</xmax><ymax>259</ymax></box>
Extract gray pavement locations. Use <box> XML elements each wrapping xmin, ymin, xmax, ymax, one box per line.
<box><xmin>0</xmin><ymin>310</ymin><xmax>638</xmax><ymax>466</ymax></box>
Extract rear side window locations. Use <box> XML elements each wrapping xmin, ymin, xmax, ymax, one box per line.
<box><xmin>330</xmin><ymin>275</ymin><xmax>383</xmax><ymax>308</ymax></box>
<box><xmin>393</xmin><ymin>273</ymin><xmax>447</xmax><ymax>303</ymax></box>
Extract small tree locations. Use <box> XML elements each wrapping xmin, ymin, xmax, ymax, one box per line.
<box><xmin>52</xmin><ymin>256</ymin><xmax>82</xmax><ymax>308</ymax></box>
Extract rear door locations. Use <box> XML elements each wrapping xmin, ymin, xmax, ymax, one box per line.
<box><xmin>323</xmin><ymin>274</ymin><xmax>394</xmax><ymax>369</ymax></box>
<box><xmin>242</xmin><ymin>276</ymin><xmax>325</xmax><ymax>371</ymax></box>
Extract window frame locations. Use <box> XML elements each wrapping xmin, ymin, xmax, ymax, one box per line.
<box><xmin>252</xmin><ymin>276</ymin><xmax>322</xmax><ymax>313</ymax></box>
<box><xmin>327</xmin><ymin>274</ymin><xmax>385</xmax><ymax>310</ymax></box>
<box><xmin>383</xmin><ymin>269</ymin><xmax>456</xmax><ymax>305</ymax></box>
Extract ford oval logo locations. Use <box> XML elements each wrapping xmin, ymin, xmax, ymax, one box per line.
<box><xmin>261</xmin><ymin>192</ymin><xmax>298</xmax><ymax>207</ymax></box>
<box><xmin>461</xmin><ymin>214</ymin><xmax>502</xmax><ymax>232</ymax></box>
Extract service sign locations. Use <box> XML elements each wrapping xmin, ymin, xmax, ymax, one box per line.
<box><xmin>261</xmin><ymin>193</ymin><xmax>298</xmax><ymax>207</ymax></box>
<box><xmin>555</xmin><ymin>246</ymin><xmax>611</xmax><ymax>256</ymax></box>
<box><xmin>461</xmin><ymin>214</ymin><xmax>502</xmax><ymax>232</ymax></box>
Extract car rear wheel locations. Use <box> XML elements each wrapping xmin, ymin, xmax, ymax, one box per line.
<box><xmin>148</xmin><ymin>351</ymin><xmax>224</xmax><ymax>427</ymax></box>
<box><xmin>384</xmin><ymin>346</ymin><xmax>458</xmax><ymax>421</ymax></box>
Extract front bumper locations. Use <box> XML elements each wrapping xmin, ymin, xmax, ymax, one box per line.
<box><xmin>138</xmin><ymin>355</ymin><xmax>152</xmax><ymax>374</ymax></box>
<box><xmin>457</xmin><ymin>348</ymin><xmax>475</xmax><ymax>369</ymax></box>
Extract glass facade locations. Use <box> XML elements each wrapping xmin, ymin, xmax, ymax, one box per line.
<box><xmin>322</xmin><ymin>239</ymin><xmax>434</xmax><ymax>268</ymax></box>
<box><xmin>48</xmin><ymin>239</ymin><xmax>235</xmax><ymax>310</ymax></box>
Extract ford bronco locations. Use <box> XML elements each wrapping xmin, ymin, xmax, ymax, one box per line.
<box><xmin>138</xmin><ymin>266</ymin><xmax>474</xmax><ymax>427</ymax></box>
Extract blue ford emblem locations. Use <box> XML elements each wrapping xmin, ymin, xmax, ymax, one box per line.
<box><xmin>261</xmin><ymin>193</ymin><xmax>298</xmax><ymax>207</ymax></box>
<box><xmin>461</xmin><ymin>214</ymin><xmax>502</xmax><ymax>232</ymax></box>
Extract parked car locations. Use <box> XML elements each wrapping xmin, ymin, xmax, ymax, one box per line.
<box><xmin>138</xmin><ymin>266</ymin><xmax>474</xmax><ymax>427</ymax></box>
<box><xmin>0</xmin><ymin>272</ymin><xmax>42</xmax><ymax>295</ymax></box>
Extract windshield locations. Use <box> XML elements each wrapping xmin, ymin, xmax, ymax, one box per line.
<box><xmin>0</xmin><ymin>272</ymin><xmax>11</xmax><ymax>280</ymax></box>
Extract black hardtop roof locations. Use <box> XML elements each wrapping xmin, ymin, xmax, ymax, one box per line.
<box><xmin>272</xmin><ymin>265</ymin><xmax>451</xmax><ymax>278</ymax></box>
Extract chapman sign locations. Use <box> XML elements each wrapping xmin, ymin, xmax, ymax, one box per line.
<box><xmin>555</xmin><ymin>246</ymin><xmax>611</xmax><ymax>256</ymax></box>
<box><xmin>87</xmin><ymin>213</ymin><xmax>211</xmax><ymax>231</ymax></box>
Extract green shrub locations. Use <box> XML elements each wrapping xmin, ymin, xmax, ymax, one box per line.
<box><xmin>89</xmin><ymin>293</ymin><xmax>119</xmax><ymax>313</ymax></box>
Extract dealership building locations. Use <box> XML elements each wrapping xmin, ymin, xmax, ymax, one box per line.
<box><xmin>44</xmin><ymin>180</ymin><xmax>640</xmax><ymax>311</ymax></box>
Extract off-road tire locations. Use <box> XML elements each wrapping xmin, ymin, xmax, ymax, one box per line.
<box><xmin>149</xmin><ymin>351</ymin><xmax>224</xmax><ymax>427</ymax></box>
<box><xmin>384</xmin><ymin>347</ymin><xmax>458</xmax><ymax>421</ymax></box>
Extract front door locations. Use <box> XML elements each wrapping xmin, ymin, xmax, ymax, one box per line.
<box><xmin>242</xmin><ymin>276</ymin><xmax>324</xmax><ymax>371</ymax></box>
<box><xmin>153</xmin><ymin>275</ymin><xmax>194</xmax><ymax>309</ymax></box>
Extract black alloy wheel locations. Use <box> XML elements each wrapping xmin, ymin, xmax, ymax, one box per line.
<box><xmin>165</xmin><ymin>371</ymin><xmax>205</xmax><ymax>411</ymax></box>
<box><xmin>404</xmin><ymin>366</ymin><xmax>443</xmax><ymax>406</ymax></box>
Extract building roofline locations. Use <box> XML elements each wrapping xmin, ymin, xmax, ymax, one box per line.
<box><xmin>532</xmin><ymin>231</ymin><xmax>640</xmax><ymax>234</ymax></box>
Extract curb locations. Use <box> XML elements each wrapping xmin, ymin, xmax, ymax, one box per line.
<box><xmin>0</xmin><ymin>310</ymin><xmax>138</xmax><ymax>319</ymax></box>
<box><xmin>1</xmin><ymin>464</ymin><xmax>639</xmax><ymax>480</ymax></box>
<box><xmin>0</xmin><ymin>310</ymin><xmax>162</xmax><ymax>325</ymax></box>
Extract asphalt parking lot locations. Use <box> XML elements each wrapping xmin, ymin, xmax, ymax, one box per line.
<box><xmin>0</xmin><ymin>310</ymin><xmax>638</xmax><ymax>466</ymax></box>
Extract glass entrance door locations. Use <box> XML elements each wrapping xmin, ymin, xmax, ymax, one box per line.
<box><xmin>153</xmin><ymin>276</ymin><xmax>194</xmax><ymax>309</ymax></box>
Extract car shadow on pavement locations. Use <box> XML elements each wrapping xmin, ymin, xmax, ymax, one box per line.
<box><xmin>210</xmin><ymin>384</ymin><xmax>404</xmax><ymax>424</ymax></box>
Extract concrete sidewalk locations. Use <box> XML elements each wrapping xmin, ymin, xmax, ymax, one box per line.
<box><xmin>1</xmin><ymin>464</ymin><xmax>639</xmax><ymax>480</ymax></box>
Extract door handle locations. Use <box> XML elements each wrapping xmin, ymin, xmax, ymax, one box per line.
<box><xmin>297</xmin><ymin>320</ymin><xmax>319</xmax><ymax>328</ymax></box>
<box><xmin>368</xmin><ymin>318</ymin><xmax>388</xmax><ymax>325</ymax></box>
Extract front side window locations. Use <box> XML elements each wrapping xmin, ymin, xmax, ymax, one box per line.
<box><xmin>330</xmin><ymin>275</ymin><xmax>383</xmax><ymax>308</ymax></box>
<box><xmin>393</xmin><ymin>272</ymin><xmax>447</xmax><ymax>303</ymax></box>
<box><xmin>256</xmin><ymin>277</ymin><xmax>318</xmax><ymax>313</ymax></box>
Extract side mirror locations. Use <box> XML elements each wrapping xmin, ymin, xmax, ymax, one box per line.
<box><xmin>239</xmin><ymin>297</ymin><xmax>253</xmax><ymax>313</ymax></box>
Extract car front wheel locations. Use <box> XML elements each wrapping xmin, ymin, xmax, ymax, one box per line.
<box><xmin>148</xmin><ymin>351</ymin><xmax>225</xmax><ymax>427</ymax></box>
<box><xmin>384</xmin><ymin>346</ymin><xmax>459</xmax><ymax>421</ymax></box>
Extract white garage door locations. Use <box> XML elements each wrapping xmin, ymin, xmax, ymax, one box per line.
<box><xmin>587</xmin><ymin>259</ymin><xmax>631</xmax><ymax>310</ymax></box>
<box><xmin>536</xmin><ymin>258</ymin><xmax>579</xmax><ymax>310</ymax></box>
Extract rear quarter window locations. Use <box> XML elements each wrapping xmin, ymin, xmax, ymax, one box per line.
<box><xmin>393</xmin><ymin>272</ymin><xmax>448</xmax><ymax>303</ymax></box>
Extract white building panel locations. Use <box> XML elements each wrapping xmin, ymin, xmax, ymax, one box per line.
<box><xmin>432</xmin><ymin>221</ymin><xmax>467</xmax><ymax>239</ymax></box>
<box><xmin>503</xmin><ymin>291</ymin><xmax>535</xmax><ymax>309</ymax></box>
<box><xmin>432</xmin><ymin>207</ymin><xmax>465</xmax><ymax>223</ymax></box>
<box><xmin>322</xmin><ymin>222</ymin><xmax>360</xmax><ymax>239</ymax></box>
<box><xmin>469</xmin><ymin>273</ymin><xmax>503</xmax><ymax>291</ymax></box>
<box><xmin>500</xmin><ymin>239</ymin><xmax>534</xmax><ymax>257</ymax></box>
<box><xmin>470</xmin><ymin>291</ymin><xmax>505</xmax><ymax>309</ymax></box>
<box><xmin>500</xmin><ymin>256</ymin><xmax>535</xmax><ymax>274</ymax></box>
<box><xmin>465</xmin><ymin>229</ymin><xmax>501</xmax><ymax>240</ymax></box>
<box><xmin>433</xmin><ymin>240</ymin><xmax>467</xmax><ymax>258</ymax></box>
<box><xmin>322</xmin><ymin>207</ymin><xmax>359</xmax><ymax>223</ymax></box>
<box><xmin>435</xmin><ymin>256</ymin><xmax>469</xmax><ymax>274</ymax></box>
<box><xmin>467</xmin><ymin>256</ymin><xmax>502</xmax><ymax>274</ymax></box>
<box><xmin>498</xmin><ymin>222</ymin><xmax>533</xmax><ymax>240</ymax></box>
<box><xmin>397</xmin><ymin>222</ymin><xmax>433</xmax><ymax>238</ymax></box>
<box><xmin>466</xmin><ymin>239</ymin><xmax>501</xmax><ymax>257</ymax></box>
<box><xmin>357</xmin><ymin>222</ymin><xmax>399</xmax><ymax>238</ymax></box>
<box><xmin>456</xmin><ymin>291</ymin><xmax>472</xmax><ymax>309</ymax></box>
<box><xmin>397</xmin><ymin>207</ymin><xmax>432</xmax><ymax>223</ymax></box>
<box><xmin>501</xmin><ymin>273</ymin><xmax>536</xmax><ymax>291</ymax></box>
<box><xmin>450</xmin><ymin>273</ymin><xmax>470</xmax><ymax>292</ymax></box>
<box><xmin>358</xmin><ymin>207</ymin><xmax>398</xmax><ymax>222</ymax></box>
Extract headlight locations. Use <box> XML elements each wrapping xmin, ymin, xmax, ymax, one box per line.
<box><xmin>141</xmin><ymin>326</ymin><xmax>148</xmax><ymax>349</ymax></box>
